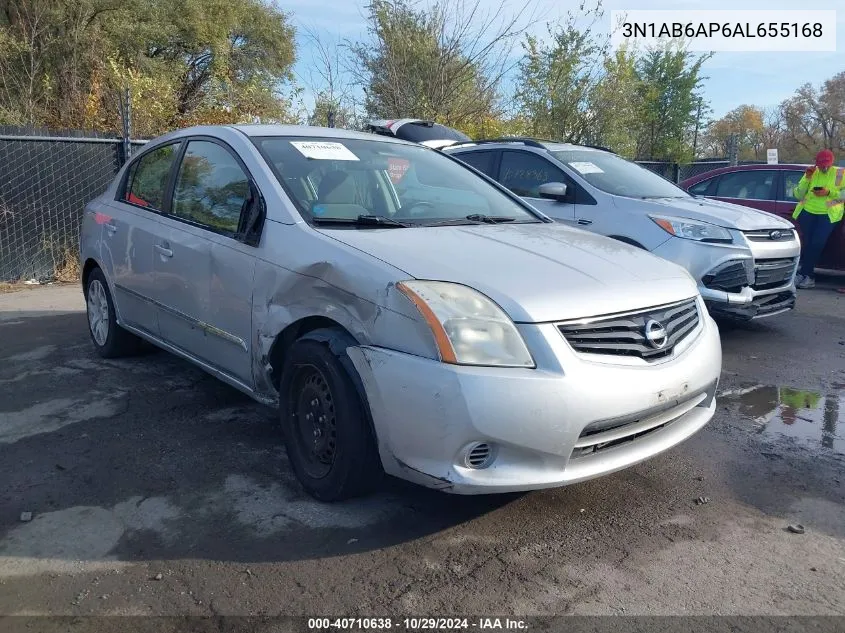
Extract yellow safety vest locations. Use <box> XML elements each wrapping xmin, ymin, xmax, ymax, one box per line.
<box><xmin>792</xmin><ymin>166</ymin><xmax>845</xmax><ymax>223</ymax></box>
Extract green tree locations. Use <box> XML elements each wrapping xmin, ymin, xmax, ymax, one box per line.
<box><xmin>633</xmin><ymin>45</ymin><xmax>711</xmax><ymax>162</ymax></box>
<box><xmin>0</xmin><ymin>0</ymin><xmax>298</xmax><ymax>135</ymax></box>
<box><xmin>514</xmin><ymin>1</ymin><xmax>607</xmax><ymax>144</ymax></box>
<box><xmin>588</xmin><ymin>46</ymin><xmax>640</xmax><ymax>156</ymax></box>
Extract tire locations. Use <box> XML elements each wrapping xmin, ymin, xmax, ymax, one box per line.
<box><xmin>85</xmin><ymin>268</ymin><xmax>142</xmax><ymax>358</ymax></box>
<box><xmin>279</xmin><ymin>331</ymin><xmax>381</xmax><ymax>501</ymax></box>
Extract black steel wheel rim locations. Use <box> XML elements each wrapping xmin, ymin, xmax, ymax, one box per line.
<box><xmin>289</xmin><ymin>364</ymin><xmax>337</xmax><ymax>479</ymax></box>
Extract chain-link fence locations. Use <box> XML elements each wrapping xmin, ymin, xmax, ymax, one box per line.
<box><xmin>0</xmin><ymin>127</ymin><xmax>150</xmax><ymax>282</ymax></box>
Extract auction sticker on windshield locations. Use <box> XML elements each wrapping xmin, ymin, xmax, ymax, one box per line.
<box><xmin>290</xmin><ymin>141</ymin><xmax>359</xmax><ymax>161</ymax></box>
<box><xmin>388</xmin><ymin>157</ymin><xmax>411</xmax><ymax>183</ymax></box>
<box><xmin>569</xmin><ymin>161</ymin><xmax>604</xmax><ymax>174</ymax></box>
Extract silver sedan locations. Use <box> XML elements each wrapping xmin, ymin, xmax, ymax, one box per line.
<box><xmin>79</xmin><ymin>125</ymin><xmax>722</xmax><ymax>500</ymax></box>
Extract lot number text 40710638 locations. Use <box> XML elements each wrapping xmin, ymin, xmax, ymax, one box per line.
<box><xmin>307</xmin><ymin>618</ymin><xmax>529</xmax><ymax>630</ymax></box>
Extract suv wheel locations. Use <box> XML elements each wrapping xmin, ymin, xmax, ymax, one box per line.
<box><xmin>279</xmin><ymin>330</ymin><xmax>381</xmax><ymax>501</ymax></box>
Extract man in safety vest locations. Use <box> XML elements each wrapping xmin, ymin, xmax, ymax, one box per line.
<box><xmin>792</xmin><ymin>149</ymin><xmax>844</xmax><ymax>289</ymax></box>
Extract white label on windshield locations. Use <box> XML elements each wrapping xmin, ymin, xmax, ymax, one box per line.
<box><xmin>569</xmin><ymin>161</ymin><xmax>604</xmax><ymax>174</ymax></box>
<box><xmin>290</xmin><ymin>141</ymin><xmax>359</xmax><ymax>161</ymax></box>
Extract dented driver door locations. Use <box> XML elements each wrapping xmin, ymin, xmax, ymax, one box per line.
<box><xmin>152</xmin><ymin>139</ymin><xmax>257</xmax><ymax>386</ymax></box>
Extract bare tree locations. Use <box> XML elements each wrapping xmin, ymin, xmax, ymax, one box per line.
<box><xmin>296</xmin><ymin>25</ymin><xmax>361</xmax><ymax>128</ymax></box>
<box><xmin>349</xmin><ymin>0</ymin><xmax>540</xmax><ymax>128</ymax></box>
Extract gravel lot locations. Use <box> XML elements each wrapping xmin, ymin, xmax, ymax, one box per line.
<box><xmin>1</xmin><ymin>281</ymin><xmax>845</xmax><ymax>619</ymax></box>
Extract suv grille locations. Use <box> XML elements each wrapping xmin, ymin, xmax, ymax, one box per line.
<box><xmin>557</xmin><ymin>299</ymin><xmax>699</xmax><ymax>361</ymax></box>
<box><xmin>702</xmin><ymin>261</ymin><xmax>749</xmax><ymax>292</ymax></box>
<box><xmin>744</xmin><ymin>229</ymin><xmax>795</xmax><ymax>242</ymax></box>
<box><xmin>753</xmin><ymin>258</ymin><xmax>796</xmax><ymax>290</ymax></box>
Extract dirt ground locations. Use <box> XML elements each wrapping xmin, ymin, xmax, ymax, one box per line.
<box><xmin>1</xmin><ymin>280</ymin><xmax>845</xmax><ymax>620</ymax></box>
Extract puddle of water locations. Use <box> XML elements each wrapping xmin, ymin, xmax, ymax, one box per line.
<box><xmin>720</xmin><ymin>385</ymin><xmax>845</xmax><ymax>454</ymax></box>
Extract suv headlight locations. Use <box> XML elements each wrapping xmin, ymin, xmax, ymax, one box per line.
<box><xmin>397</xmin><ymin>280</ymin><xmax>535</xmax><ymax>368</ymax></box>
<box><xmin>650</xmin><ymin>215</ymin><xmax>732</xmax><ymax>243</ymax></box>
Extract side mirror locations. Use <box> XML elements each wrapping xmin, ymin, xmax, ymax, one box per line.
<box><xmin>236</xmin><ymin>181</ymin><xmax>266</xmax><ymax>247</ymax></box>
<box><xmin>538</xmin><ymin>182</ymin><xmax>568</xmax><ymax>202</ymax></box>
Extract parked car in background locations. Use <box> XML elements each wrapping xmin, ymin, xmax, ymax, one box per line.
<box><xmin>445</xmin><ymin>139</ymin><xmax>801</xmax><ymax>321</ymax></box>
<box><xmin>79</xmin><ymin>125</ymin><xmax>721</xmax><ymax>501</ymax></box>
<box><xmin>680</xmin><ymin>163</ymin><xmax>845</xmax><ymax>272</ymax></box>
<box><xmin>365</xmin><ymin>118</ymin><xmax>470</xmax><ymax>148</ymax></box>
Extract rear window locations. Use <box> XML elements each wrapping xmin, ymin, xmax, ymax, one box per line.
<box><xmin>123</xmin><ymin>143</ymin><xmax>179</xmax><ymax>210</ymax></box>
<box><xmin>453</xmin><ymin>151</ymin><xmax>496</xmax><ymax>177</ymax></box>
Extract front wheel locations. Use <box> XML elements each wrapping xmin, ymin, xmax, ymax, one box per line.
<box><xmin>85</xmin><ymin>268</ymin><xmax>142</xmax><ymax>358</ymax></box>
<box><xmin>279</xmin><ymin>332</ymin><xmax>380</xmax><ymax>501</ymax></box>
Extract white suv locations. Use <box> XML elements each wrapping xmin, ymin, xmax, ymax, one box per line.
<box><xmin>446</xmin><ymin>139</ymin><xmax>801</xmax><ymax>321</ymax></box>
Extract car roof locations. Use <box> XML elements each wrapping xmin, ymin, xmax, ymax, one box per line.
<box><xmin>445</xmin><ymin>138</ymin><xmax>608</xmax><ymax>153</ymax></box>
<box><xmin>144</xmin><ymin>124</ymin><xmax>414</xmax><ymax>148</ymax></box>
<box><xmin>680</xmin><ymin>162</ymin><xmax>811</xmax><ymax>186</ymax></box>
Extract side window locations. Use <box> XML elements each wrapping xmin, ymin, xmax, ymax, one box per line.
<box><xmin>124</xmin><ymin>144</ymin><xmax>179</xmax><ymax>210</ymax></box>
<box><xmin>171</xmin><ymin>140</ymin><xmax>250</xmax><ymax>234</ymax></box>
<box><xmin>688</xmin><ymin>177</ymin><xmax>717</xmax><ymax>196</ymax></box>
<box><xmin>782</xmin><ymin>171</ymin><xmax>804</xmax><ymax>201</ymax></box>
<box><xmin>454</xmin><ymin>151</ymin><xmax>495</xmax><ymax>177</ymax></box>
<box><xmin>499</xmin><ymin>151</ymin><xmax>567</xmax><ymax>198</ymax></box>
<box><xmin>715</xmin><ymin>170</ymin><xmax>777</xmax><ymax>200</ymax></box>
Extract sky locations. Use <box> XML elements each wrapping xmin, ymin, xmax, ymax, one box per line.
<box><xmin>284</xmin><ymin>0</ymin><xmax>845</xmax><ymax>120</ymax></box>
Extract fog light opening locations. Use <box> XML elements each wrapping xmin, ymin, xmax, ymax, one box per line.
<box><xmin>463</xmin><ymin>442</ymin><xmax>496</xmax><ymax>469</ymax></box>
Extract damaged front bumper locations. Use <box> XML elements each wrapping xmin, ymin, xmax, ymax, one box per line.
<box><xmin>346</xmin><ymin>310</ymin><xmax>722</xmax><ymax>494</ymax></box>
<box><xmin>652</xmin><ymin>231</ymin><xmax>800</xmax><ymax>322</ymax></box>
<box><xmin>700</xmin><ymin>284</ymin><xmax>796</xmax><ymax>321</ymax></box>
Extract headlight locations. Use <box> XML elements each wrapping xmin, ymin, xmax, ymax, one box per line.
<box><xmin>650</xmin><ymin>215</ymin><xmax>732</xmax><ymax>243</ymax></box>
<box><xmin>396</xmin><ymin>280</ymin><xmax>535</xmax><ymax>368</ymax></box>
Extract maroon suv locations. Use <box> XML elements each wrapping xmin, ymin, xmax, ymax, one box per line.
<box><xmin>680</xmin><ymin>164</ymin><xmax>844</xmax><ymax>271</ymax></box>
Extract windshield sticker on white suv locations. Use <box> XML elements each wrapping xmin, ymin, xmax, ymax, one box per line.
<box><xmin>290</xmin><ymin>141</ymin><xmax>359</xmax><ymax>161</ymax></box>
<box><xmin>569</xmin><ymin>161</ymin><xmax>604</xmax><ymax>174</ymax></box>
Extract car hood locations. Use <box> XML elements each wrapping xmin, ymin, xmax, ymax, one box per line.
<box><xmin>320</xmin><ymin>223</ymin><xmax>699</xmax><ymax>323</ymax></box>
<box><xmin>623</xmin><ymin>196</ymin><xmax>793</xmax><ymax>230</ymax></box>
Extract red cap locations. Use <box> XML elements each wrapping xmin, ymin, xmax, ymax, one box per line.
<box><xmin>816</xmin><ymin>149</ymin><xmax>835</xmax><ymax>167</ymax></box>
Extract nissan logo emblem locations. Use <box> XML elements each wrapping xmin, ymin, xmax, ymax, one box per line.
<box><xmin>769</xmin><ymin>230</ymin><xmax>783</xmax><ymax>240</ymax></box>
<box><xmin>644</xmin><ymin>319</ymin><xmax>668</xmax><ymax>349</ymax></box>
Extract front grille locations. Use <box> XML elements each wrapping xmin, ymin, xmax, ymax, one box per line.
<box><xmin>557</xmin><ymin>299</ymin><xmax>700</xmax><ymax>362</ymax></box>
<box><xmin>753</xmin><ymin>291</ymin><xmax>795</xmax><ymax>315</ymax></box>
<box><xmin>702</xmin><ymin>260</ymin><xmax>749</xmax><ymax>292</ymax></box>
<box><xmin>744</xmin><ymin>228</ymin><xmax>795</xmax><ymax>242</ymax></box>
<box><xmin>753</xmin><ymin>258</ymin><xmax>796</xmax><ymax>290</ymax></box>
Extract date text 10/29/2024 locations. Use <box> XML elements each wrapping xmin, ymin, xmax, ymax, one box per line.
<box><xmin>308</xmin><ymin>618</ymin><xmax>529</xmax><ymax>630</ymax></box>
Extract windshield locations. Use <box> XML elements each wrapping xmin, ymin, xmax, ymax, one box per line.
<box><xmin>253</xmin><ymin>136</ymin><xmax>539</xmax><ymax>226</ymax></box>
<box><xmin>550</xmin><ymin>149</ymin><xmax>690</xmax><ymax>199</ymax></box>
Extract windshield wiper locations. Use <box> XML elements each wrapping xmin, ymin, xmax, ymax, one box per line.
<box><xmin>311</xmin><ymin>214</ymin><xmax>409</xmax><ymax>228</ymax></box>
<box><xmin>464</xmin><ymin>214</ymin><xmax>517</xmax><ymax>223</ymax></box>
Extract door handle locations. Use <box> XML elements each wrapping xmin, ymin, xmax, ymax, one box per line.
<box><xmin>576</xmin><ymin>218</ymin><xmax>592</xmax><ymax>226</ymax></box>
<box><xmin>155</xmin><ymin>244</ymin><xmax>173</xmax><ymax>258</ymax></box>
<box><xmin>105</xmin><ymin>222</ymin><xmax>118</xmax><ymax>234</ymax></box>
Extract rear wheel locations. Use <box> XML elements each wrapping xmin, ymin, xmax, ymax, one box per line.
<box><xmin>279</xmin><ymin>331</ymin><xmax>380</xmax><ymax>500</ymax></box>
<box><xmin>85</xmin><ymin>268</ymin><xmax>142</xmax><ymax>358</ymax></box>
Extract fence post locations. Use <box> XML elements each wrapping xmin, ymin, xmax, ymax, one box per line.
<box><xmin>672</xmin><ymin>163</ymin><xmax>681</xmax><ymax>183</ymax></box>
<box><xmin>121</xmin><ymin>87</ymin><xmax>132</xmax><ymax>164</ymax></box>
